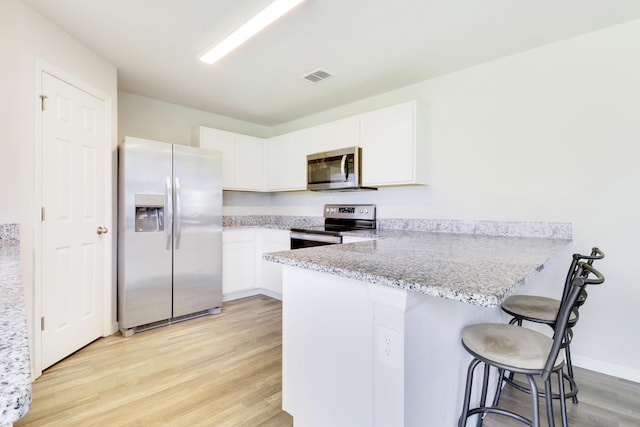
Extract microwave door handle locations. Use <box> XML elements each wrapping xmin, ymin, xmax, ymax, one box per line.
<box><xmin>341</xmin><ymin>154</ymin><xmax>348</xmax><ymax>181</ymax></box>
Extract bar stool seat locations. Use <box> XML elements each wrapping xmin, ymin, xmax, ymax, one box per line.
<box><xmin>502</xmin><ymin>295</ymin><xmax>577</xmax><ymax>324</ymax></box>
<box><xmin>461</xmin><ymin>324</ymin><xmax>564</xmax><ymax>371</ymax></box>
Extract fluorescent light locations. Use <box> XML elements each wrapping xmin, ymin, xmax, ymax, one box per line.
<box><xmin>199</xmin><ymin>0</ymin><xmax>306</xmax><ymax>65</ymax></box>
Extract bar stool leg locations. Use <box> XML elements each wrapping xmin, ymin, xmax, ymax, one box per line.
<box><xmin>558</xmin><ymin>368</ymin><xmax>568</xmax><ymax>427</ymax></box>
<box><xmin>563</xmin><ymin>330</ymin><xmax>578</xmax><ymax>404</ymax></box>
<box><xmin>544</xmin><ymin>377</ymin><xmax>555</xmax><ymax>427</ymax></box>
<box><xmin>459</xmin><ymin>358</ymin><xmax>481</xmax><ymax>427</ymax></box>
<box><xmin>527</xmin><ymin>375</ymin><xmax>541</xmax><ymax>427</ymax></box>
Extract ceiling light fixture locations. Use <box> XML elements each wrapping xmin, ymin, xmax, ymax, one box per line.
<box><xmin>199</xmin><ymin>0</ymin><xmax>306</xmax><ymax>65</ymax></box>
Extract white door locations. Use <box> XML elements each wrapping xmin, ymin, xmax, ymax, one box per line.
<box><xmin>41</xmin><ymin>72</ymin><xmax>107</xmax><ymax>369</ymax></box>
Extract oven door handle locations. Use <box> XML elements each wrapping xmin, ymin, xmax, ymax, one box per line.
<box><xmin>290</xmin><ymin>231</ymin><xmax>342</xmax><ymax>244</ymax></box>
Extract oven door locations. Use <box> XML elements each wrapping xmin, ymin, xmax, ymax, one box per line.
<box><xmin>307</xmin><ymin>147</ymin><xmax>360</xmax><ymax>191</ymax></box>
<box><xmin>290</xmin><ymin>231</ymin><xmax>342</xmax><ymax>249</ymax></box>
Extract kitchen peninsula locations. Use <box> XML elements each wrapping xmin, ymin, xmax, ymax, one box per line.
<box><xmin>264</xmin><ymin>221</ymin><xmax>571</xmax><ymax>427</ymax></box>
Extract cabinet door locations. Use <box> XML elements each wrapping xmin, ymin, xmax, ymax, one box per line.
<box><xmin>234</xmin><ymin>134</ymin><xmax>264</xmax><ymax>191</ymax></box>
<box><xmin>257</xmin><ymin>229</ymin><xmax>290</xmax><ymax>296</ymax></box>
<box><xmin>308</xmin><ymin>116</ymin><xmax>360</xmax><ymax>154</ymax></box>
<box><xmin>222</xmin><ymin>230</ymin><xmax>256</xmax><ymax>296</ymax></box>
<box><xmin>197</xmin><ymin>127</ymin><xmax>235</xmax><ymax>188</ymax></box>
<box><xmin>266</xmin><ymin>129</ymin><xmax>309</xmax><ymax>191</ymax></box>
<box><xmin>360</xmin><ymin>101</ymin><xmax>429</xmax><ymax>186</ymax></box>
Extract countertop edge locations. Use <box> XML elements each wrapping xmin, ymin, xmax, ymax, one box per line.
<box><xmin>263</xmin><ymin>236</ymin><xmax>572</xmax><ymax>308</ymax></box>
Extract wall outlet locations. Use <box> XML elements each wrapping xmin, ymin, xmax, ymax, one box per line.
<box><xmin>378</xmin><ymin>325</ymin><xmax>400</xmax><ymax>368</ymax></box>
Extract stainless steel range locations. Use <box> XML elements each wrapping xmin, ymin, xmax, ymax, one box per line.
<box><xmin>290</xmin><ymin>204</ymin><xmax>376</xmax><ymax>249</ymax></box>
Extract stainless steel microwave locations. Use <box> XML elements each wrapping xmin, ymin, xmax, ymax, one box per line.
<box><xmin>307</xmin><ymin>146</ymin><xmax>374</xmax><ymax>191</ymax></box>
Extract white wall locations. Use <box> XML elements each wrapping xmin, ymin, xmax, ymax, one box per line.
<box><xmin>0</xmin><ymin>1</ymin><xmax>21</xmax><ymax>223</ymax></box>
<box><xmin>0</xmin><ymin>0</ymin><xmax>118</xmax><ymax>377</ymax></box>
<box><xmin>268</xmin><ymin>20</ymin><xmax>640</xmax><ymax>378</ymax></box>
<box><xmin>118</xmin><ymin>91</ymin><xmax>271</xmax><ymax>144</ymax></box>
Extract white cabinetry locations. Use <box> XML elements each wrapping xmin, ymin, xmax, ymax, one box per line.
<box><xmin>193</xmin><ymin>127</ymin><xmax>264</xmax><ymax>191</ymax></box>
<box><xmin>234</xmin><ymin>134</ymin><xmax>264</xmax><ymax>190</ymax></box>
<box><xmin>192</xmin><ymin>100</ymin><xmax>428</xmax><ymax>192</ymax></box>
<box><xmin>307</xmin><ymin>116</ymin><xmax>360</xmax><ymax>154</ymax></box>
<box><xmin>359</xmin><ymin>100</ymin><xmax>430</xmax><ymax>186</ymax></box>
<box><xmin>222</xmin><ymin>229</ymin><xmax>256</xmax><ymax>299</ymax></box>
<box><xmin>265</xmin><ymin>129</ymin><xmax>309</xmax><ymax>191</ymax></box>
<box><xmin>257</xmin><ymin>229</ymin><xmax>290</xmax><ymax>298</ymax></box>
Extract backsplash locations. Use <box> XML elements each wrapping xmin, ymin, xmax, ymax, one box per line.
<box><xmin>223</xmin><ymin>216</ymin><xmax>572</xmax><ymax>239</ymax></box>
<box><xmin>223</xmin><ymin>215</ymin><xmax>323</xmax><ymax>229</ymax></box>
<box><xmin>377</xmin><ymin>218</ymin><xmax>572</xmax><ymax>239</ymax></box>
<box><xmin>0</xmin><ymin>224</ymin><xmax>19</xmax><ymax>241</ymax></box>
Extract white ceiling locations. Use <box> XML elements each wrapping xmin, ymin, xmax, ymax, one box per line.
<box><xmin>23</xmin><ymin>0</ymin><xmax>640</xmax><ymax>126</ymax></box>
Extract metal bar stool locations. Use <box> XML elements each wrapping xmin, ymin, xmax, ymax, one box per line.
<box><xmin>501</xmin><ymin>248</ymin><xmax>604</xmax><ymax>403</ymax></box>
<box><xmin>458</xmin><ymin>262</ymin><xmax>605</xmax><ymax>427</ymax></box>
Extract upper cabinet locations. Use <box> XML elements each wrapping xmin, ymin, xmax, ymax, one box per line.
<box><xmin>192</xmin><ymin>100</ymin><xmax>429</xmax><ymax>192</ymax></box>
<box><xmin>359</xmin><ymin>100</ymin><xmax>430</xmax><ymax>187</ymax></box>
<box><xmin>234</xmin><ymin>134</ymin><xmax>264</xmax><ymax>190</ymax></box>
<box><xmin>307</xmin><ymin>116</ymin><xmax>360</xmax><ymax>154</ymax></box>
<box><xmin>266</xmin><ymin>129</ymin><xmax>309</xmax><ymax>191</ymax></box>
<box><xmin>193</xmin><ymin>127</ymin><xmax>264</xmax><ymax>191</ymax></box>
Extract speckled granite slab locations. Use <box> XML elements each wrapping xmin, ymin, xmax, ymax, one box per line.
<box><xmin>264</xmin><ymin>232</ymin><xmax>571</xmax><ymax>308</ymax></box>
<box><xmin>224</xmin><ymin>215</ymin><xmax>571</xmax><ymax>239</ymax></box>
<box><xmin>0</xmin><ymin>224</ymin><xmax>19</xmax><ymax>241</ymax></box>
<box><xmin>378</xmin><ymin>218</ymin><xmax>572</xmax><ymax>239</ymax></box>
<box><xmin>223</xmin><ymin>215</ymin><xmax>322</xmax><ymax>230</ymax></box>
<box><xmin>0</xmin><ymin>242</ymin><xmax>31</xmax><ymax>425</ymax></box>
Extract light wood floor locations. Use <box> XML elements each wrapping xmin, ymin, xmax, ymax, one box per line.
<box><xmin>16</xmin><ymin>295</ymin><xmax>293</xmax><ymax>427</ymax></box>
<box><xmin>17</xmin><ymin>295</ymin><xmax>640</xmax><ymax>426</ymax></box>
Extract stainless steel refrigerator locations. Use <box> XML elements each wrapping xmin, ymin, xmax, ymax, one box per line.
<box><xmin>118</xmin><ymin>136</ymin><xmax>222</xmax><ymax>336</ymax></box>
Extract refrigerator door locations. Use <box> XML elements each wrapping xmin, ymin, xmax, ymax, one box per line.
<box><xmin>172</xmin><ymin>144</ymin><xmax>223</xmax><ymax>317</ymax></box>
<box><xmin>118</xmin><ymin>137</ymin><xmax>173</xmax><ymax>329</ymax></box>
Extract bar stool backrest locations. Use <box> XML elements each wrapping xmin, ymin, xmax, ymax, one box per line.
<box><xmin>542</xmin><ymin>262</ymin><xmax>605</xmax><ymax>381</ymax></box>
<box><xmin>560</xmin><ymin>247</ymin><xmax>604</xmax><ymax>307</ymax></box>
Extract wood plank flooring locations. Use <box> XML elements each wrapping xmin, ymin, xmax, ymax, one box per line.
<box><xmin>16</xmin><ymin>295</ymin><xmax>640</xmax><ymax>426</ymax></box>
<box><xmin>481</xmin><ymin>368</ymin><xmax>640</xmax><ymax>427</ymax></box>
<box><xmin>16</xmin><ymin>295</ymin><xmax>293</xmax><ymax>427</ymax></box>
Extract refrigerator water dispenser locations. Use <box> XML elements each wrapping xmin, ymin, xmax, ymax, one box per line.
<box><xmin>135</xmin><ymin>194</ymin><xmax>164</xmax><ymax>232</ymax></box>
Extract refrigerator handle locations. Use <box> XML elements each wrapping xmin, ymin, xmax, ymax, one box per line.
<box><xmin>175</xmin><ymin>177</ymin><xmax>182</xmax><ymax>250</ymax></box>
<box><xmin>165</xmin><ymin>176</ymin><xmax>173</xmax><ymax>250</ymax></box>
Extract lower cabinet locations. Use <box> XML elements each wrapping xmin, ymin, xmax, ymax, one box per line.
<box><xmin>222</xmin><ymin>228</ymin><xmax>290</xmax><ymax>301</ymax></box>
<box><xmin>257</xmin><ymin>229</ymin><xmax>290</xmax><ymax>297</ymax></box>
<box><xmin>222</xmin><ymin>229</ymin><xmax>256</xmax><ymax>298</ymax></box>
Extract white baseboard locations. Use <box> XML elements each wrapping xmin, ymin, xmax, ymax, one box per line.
<box><xmin>257</xmin><ymin>288</ymin><xmax>283</xmax><ymax>301</ymax></box>
<box><xmin>109</xmin><ymin>321</ymin><xmax>119</xmax><ymax>335</ymax></box>
<box><xmin>223</xmin><ymin>288</ymin><xmax>282</xmax><ymax>302</ymax></box>
<box><xmin>573</xmin><ymin>355</ymin><xmax>640</xmax><ymax>383</ymax></box>
<box><xmin>223</xmin><ymin>288</ymin><xmax>263</xmax><ymax>302</ymax></box>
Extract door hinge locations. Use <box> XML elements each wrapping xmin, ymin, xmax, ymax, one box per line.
<box><xmin>39</xmin><ymin>94</ymin><xmax>48</xmax><ymax>111</ymax></box>
<box><xmin>41</xmin><ymin>207</ymin><xmax>45</xmax><ymax>221</ymax></box>
<box><xmin>41</xmin><ymin>316</ymin><xmax>45</xmax><ymax>331</ymax></box>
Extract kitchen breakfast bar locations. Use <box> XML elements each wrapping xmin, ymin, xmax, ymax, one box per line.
<box><xmin>264</xmin><ymin>222</ymin><xmax>572</xmax><ymax>427</ymax></box>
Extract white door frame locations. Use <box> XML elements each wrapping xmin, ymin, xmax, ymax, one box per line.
<box><xmin>33</xmin><ymin>59</ymin><xmax>114</xmax><ymax>378</ymax></box>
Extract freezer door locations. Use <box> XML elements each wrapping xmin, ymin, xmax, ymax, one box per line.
<box><xmin>118</xmin><ymin>137</ymin><xmax>173</xmax><ymax>329</ymax></box>
<box><xmin>172</xmin><ymin>144</ymin><xmax>223</xmax><ymax>317</ymax></box>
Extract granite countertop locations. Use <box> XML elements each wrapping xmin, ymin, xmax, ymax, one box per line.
<box><xmin>264</xmin><ymin>231</ymin><xmax>571</xmax><ymax>308</ymax></box>
<box><xmin>0</xmin><ymin>240</ymin><xmax>31</xmax><ymax>425</ymax></box>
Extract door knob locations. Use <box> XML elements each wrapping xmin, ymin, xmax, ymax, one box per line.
<box><xmin>97</xmin><ymin>226</ymin><xmax>109</xmax><ymax>235</ymax></box>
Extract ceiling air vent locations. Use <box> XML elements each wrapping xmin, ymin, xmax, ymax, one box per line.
<box><xmin>302</xmin><ymin>69</ymin><xmax>334</xmax><ymax>84</ymax></box>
